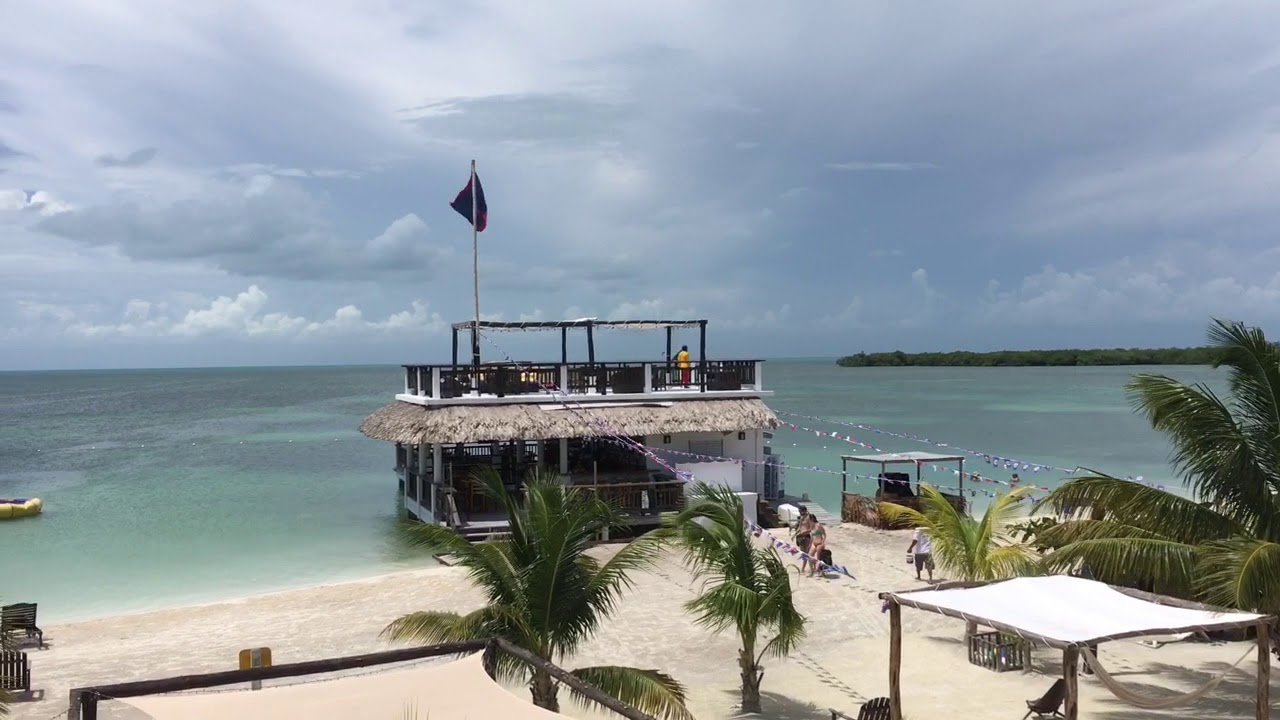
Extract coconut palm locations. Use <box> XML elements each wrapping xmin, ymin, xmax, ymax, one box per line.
<box><xmin>880</xmin><ymin>484</ymin><xmax>1037</xmax><ymax>583</ymax></box>
<box><xmin>1035</xmin><ymin>319</ymin><xmax>1280</xmax><ymax>614</ymax></box>
<box><xmin>665</xmin><ymin>482</ymin><xmax>805</xmax><ymax>715</ymax></box>
<box><xmin>382</xmin><ymin>467</ymin><xmax>691</xmax><ymax>720</ymax></box>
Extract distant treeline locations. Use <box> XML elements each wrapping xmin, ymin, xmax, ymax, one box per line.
<box><xmin>836</xmin><ymin>346</ymin><xmax>1222</xmax><ymax>368</ymax></box>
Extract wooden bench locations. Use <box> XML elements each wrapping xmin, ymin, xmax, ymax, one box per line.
<box><xmin>0</xmin><ymin>650</ymin><xmax>30</xmax><ymax>692</ymax></box>
<box><xmin>1</xmin><ymin>603</ymin><xmax>42</xmax><ymax>647</ymax></box>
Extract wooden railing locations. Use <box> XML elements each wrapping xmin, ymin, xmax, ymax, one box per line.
<box><xmin>575</xmin><ymin>480</ymin><xmax>686</xmax><ymax>515</ymax></box>
<box><xmin>403</xmin><ymin>360</ymin><xmax>763</xmax><ymax>399</ymax></box>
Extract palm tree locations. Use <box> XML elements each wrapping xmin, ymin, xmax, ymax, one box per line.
<box><xmin>665</xmin><ymin>482</ymin><xmax>805</xmax><ymax>715</ymax></box>
<box><xmin>383</xmin><ymin>467</ymin><xmax>691</xmax><ymax>720</ymax></box>
<box><xmin>1035</xmin><ymin>319</ymin><xmax>1280</xmax><ymax>614</ymax></box>
<box><xmin>880</xmin><ymin>484</ymin><xmax>1037</xmax><ymax>634</ymax></box>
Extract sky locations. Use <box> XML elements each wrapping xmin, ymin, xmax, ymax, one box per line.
<box><xmin>4</xmin><ymin>1</ymin><xmax>1280</xmax><ymax>370</ymax></box>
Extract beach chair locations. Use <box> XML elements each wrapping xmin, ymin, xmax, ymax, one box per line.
<box><xmin>1</xmin><ymin>603</ymin><xmax>42</xmax><ymax>647</ymax></box>
<box><xmin>1023</xmin><ymin>678</ymin><xmax>1066</xmax><ymax>719</ymax></box>
<box><xmin>855</xmin><ymin>697</ymin><xmax>890</xmax><ymax>720</ymax></box>
<box><xmin>0</xmin><ymin>650</ymin><xmax>30</xmax><ymax>692</ymax></box>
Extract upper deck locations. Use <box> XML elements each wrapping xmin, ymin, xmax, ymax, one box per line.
<box><xmin>397</xmin><ymin>317</ymin><xmax>770</xmax><ymax>407</ymax></box>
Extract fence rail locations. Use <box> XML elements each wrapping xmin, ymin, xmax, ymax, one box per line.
<box><xmin>402</xmin><ymin>360</ymin><xmax>763</xmax><ymax>399</ymax></box>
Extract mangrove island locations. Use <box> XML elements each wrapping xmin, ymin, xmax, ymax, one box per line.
<box><xmin>836</xmin><ymin>346</ymin><xmax>1220</xmax><ymax>367</ymax></box>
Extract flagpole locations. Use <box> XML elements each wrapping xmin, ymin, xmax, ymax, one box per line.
<box><xmin>471</xmin><ymin>159</ymin><xmax>481</xmax><ymax>380</ymax></box>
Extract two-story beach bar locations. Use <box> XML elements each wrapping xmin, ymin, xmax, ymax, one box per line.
<box><xmin>359</xmin><ymin>319</ymin><xmax>785</xmax><ymax>540</ymax></box>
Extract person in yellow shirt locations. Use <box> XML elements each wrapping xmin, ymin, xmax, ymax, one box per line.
<box><xmin>674</xmin><ymin>345</ymin><xmax>691</xmax><ymax>386</ymax></box>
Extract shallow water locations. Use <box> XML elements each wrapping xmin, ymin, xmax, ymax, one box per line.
<box><xmin>0</xmin><ymin>362</ymin><xmax>1220</xmax><ymax>621</ymax></box>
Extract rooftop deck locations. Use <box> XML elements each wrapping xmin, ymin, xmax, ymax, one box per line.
<box><xmin>399</xmin><ymin>360</ymin><xmax>767</xmax><ymax>406</ymax></box>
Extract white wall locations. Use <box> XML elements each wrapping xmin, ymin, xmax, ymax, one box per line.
<box><xmin>645</xmin><ymin>430</ymin><xmax>765</xmax><ymax>493</ymax></box>
<box><xmin>675</xmin><ymin>460</ymin><xmax>743</xmax><ymax>491</ymax></box>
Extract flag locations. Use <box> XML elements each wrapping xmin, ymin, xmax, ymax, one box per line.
<box><xmin>450</xmin><ymin>170</ymin><xmax>488</xmax><ymax>232</ymax></box>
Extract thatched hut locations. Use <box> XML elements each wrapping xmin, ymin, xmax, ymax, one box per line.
<box><xmin>361</xmin><ymin>318</ymin><xmax>783</xmax><ymax>539</ymax></box>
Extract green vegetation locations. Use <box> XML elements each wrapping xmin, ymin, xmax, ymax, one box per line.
<box><xmin>382</xmin><ymin>467</ymin><xmax>691</xmax><ymax>720</ymax></box>
<box><xmin>836</xmin><ymin>346</ymin><xmax>1222</xmax><ymax>367</ymax></box>
<box><xmin>664</xmin><ymin>483</ymin><xmax>805</xmax><ymax>716</ymax></box>
<box><xmin>1036</xmin><ymin>319</ymin><xmax>1280</xmax><ymax>617</ymax></box>
<box><xmin>881</xmin><ymin>485</ymin><xmax>1037</xmax><ymax>636</ymax></box>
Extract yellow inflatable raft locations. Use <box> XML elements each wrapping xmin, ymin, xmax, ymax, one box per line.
<box><xmin>0</xmin><ymin>498</ymin><xmax>42</xmax><ymax>519</ymax></box>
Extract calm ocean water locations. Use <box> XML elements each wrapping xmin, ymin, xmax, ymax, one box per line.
<box><xmin>0</xmin><ymin>362</ymin><xmax>1223</xmax><ymax>622</ymax></box>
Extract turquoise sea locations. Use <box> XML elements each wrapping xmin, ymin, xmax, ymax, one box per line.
<box><xmin>0</xmin><ymin>362</ymin><xmax>1223</xmax><ymax>622</ymax></box>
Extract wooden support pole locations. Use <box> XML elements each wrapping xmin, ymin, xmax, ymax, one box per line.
<box><xmin>1258</xmin><ymin>620</ymin><xmax>1271</xmax><ymax>720</ymax></box>
<box><xmin>841</xmin><ymin>457</ymin><xmax>848</xmax><ymax>493</ymax></box>
<box><xmin>1063</xmin><ymin>645</ymin><xmax>1079</xmax><ymax>720</ymax></box>
<box><xmin>561</xmin><ymin>326</ymin><xmax>568</xmax><ymax>364</ymax></box>
<box><xmin>698</xmin><ymin>319</ymin><xmax>707</xmax><ymax>391</ymax></box>
<box><xmin>889</xmin><ymin>601</ymin><xmax>903</xmax><ymax>720</ymax></box>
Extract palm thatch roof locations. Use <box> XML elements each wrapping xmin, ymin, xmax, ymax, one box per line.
<box><xmin>359</xmin><ymin>398</ymin><xmax>779</xmax><ymax>445</ymax></box>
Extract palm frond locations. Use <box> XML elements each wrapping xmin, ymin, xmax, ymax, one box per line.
<box><xmin>1034</xmin><ymin>475</ymin><xmax>1238</xmax><ymax>543</ymax></box>
<box><xmin>569</xmin><ymin>665</ymin><xmax>693</xmax><ymax>720</ymax></box>
<box><xmin>1042</xmin><ymin>537</ymin><xmax>1198</xmax><ymax>594</ymax></box>
<box><xmin>1196</xmin><ymin>538</ymin><xmax>1280</xmax><ymax>612</ymax></box>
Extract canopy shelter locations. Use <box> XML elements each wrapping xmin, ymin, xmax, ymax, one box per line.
<box><xmin>449</xmin><ymin>318</ymin><xmax>709</xmax><ymax>372</ymax></box>
<box><xmin>878</xmin><ymin>575</ymin><xmax>1272</xmax><ymax>720</ymax></box>
<box><xmin>841</xmin><ymin>451</ymin><xmax>966</xmax><ymax>496</ymax></box>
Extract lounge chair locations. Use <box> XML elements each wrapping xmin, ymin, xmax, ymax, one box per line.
<box><xmin>1</xmin><ymin>603</ymin><xmax>43</xmax><ymax>647</ymax></box>
<box><xmin>856</xmin><ymin>697</ymin><xmax>890</xmax><ymax>720</ymax></box>
<box><xmin>1023</xmin><ymin>678</ymin><xmax>1066</xmax><ymax>719</ymax></box>
<box><xmin>0</xmin><ymin>650</ymin><xmax>30</xmax><ymax>693</ymax></box>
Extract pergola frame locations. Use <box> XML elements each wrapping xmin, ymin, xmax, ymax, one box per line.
<box><xmin>877</xmin><ymin>579</ymin><xmax>1273</xmax><ymax>720</ymax></box>
<box><xmin>840</xmin><ymin>451</ymin><xmax>967</xmax><ymax>497</ymax></box>
<box><xmin>449</xmin><ymin>319</ymin><xmax>709</xmax><ymax>386</ymax></box>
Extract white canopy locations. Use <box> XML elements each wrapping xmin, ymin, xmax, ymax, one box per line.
<box><xmin>122</xmin><ymin>653</ymin><xmax>573</xmax><ymax>720</ymax></box>
<box><xmin>842</xmin><ymin>451</ymin><xmax>965</xmax><ymax>464</ymax></box>
<box><xmin>887</xmin><ymin>575</ymin><xmax>1265</xmax><ymax>647</ymax></box>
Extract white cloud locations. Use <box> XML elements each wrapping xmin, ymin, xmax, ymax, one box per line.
<box><xmin>978</xmin><ymin>254</ymin><xmax>1280</xmax><ymax>326</ymax></box>
<box><xmin>0</xmin><ymin>189</ymin><xmax>73</xmax><ymax>215</ymax></box>
<box><xmin>24</xmin><ymin>285</ymin><xmax>447</xmax><ymax>340</ymax></box>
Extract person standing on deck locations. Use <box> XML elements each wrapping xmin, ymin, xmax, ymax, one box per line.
<box><xmin>674</xmin><ymin>345</ymin><xmax>692</xmax><ymax>386</ymax></box>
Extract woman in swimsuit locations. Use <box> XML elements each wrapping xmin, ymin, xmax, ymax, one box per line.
<box><xmin>793</xmin><ymin>506</ymin><xmax>814</xmax><ymax>573</ymax></box>
<box><xmin>808</xmin><ymin>520</ymin><xmax>827</xmax><ymax>577</ymax></box>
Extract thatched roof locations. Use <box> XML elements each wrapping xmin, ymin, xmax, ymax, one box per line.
<box><xmin>359</xmin><ymin>398</ymin><xmax>779</xmax><ymax>445</ymax></box>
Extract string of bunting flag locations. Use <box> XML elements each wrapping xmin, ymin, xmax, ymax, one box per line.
<box><xmin>775</xmin><ymin>410</ymin><xmax>1077</xmax><ymax>474</ymax></box>
<box><xmin>639</xmin><ymin>441</ymin><xmax>1036</xmax><ymax>500</ymax></box>
<box><xmin>474</xmin><ymin>332</ymin><xmax>853</xmax><ymax>577</ymax></box>
<box><xmin>775</xmin><ymin>411</ymin><xmax>1168</xmax><ymax>492</ymax></box>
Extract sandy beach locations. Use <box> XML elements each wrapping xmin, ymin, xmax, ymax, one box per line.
<box><xmin>9</xmin><ymin>523</ymin><xmax>1269</xmax><ymax>720</ymax></box>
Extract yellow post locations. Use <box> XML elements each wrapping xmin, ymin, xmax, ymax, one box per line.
<box><xmin>239</xmin><ymin>647</ymin><xmax>273</xmax><ymax>691</ymax></box>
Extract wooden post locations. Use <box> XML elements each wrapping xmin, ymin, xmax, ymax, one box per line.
<box><xmin>1063</xmin><ymin>645</ymin><xmax>1079</xmax><ymax>720</ymax></box>
<box><xmin>1258</xmin><ymin>620</ymin><xmax>1271</xmax><ymax>720</ymax></box>
<box><xmin>698</xmin><ymin>320</ymin><xmax>707</xmax><ymax>391</ymax></box>
<box><xmin>958</xmin><ymin>458</ymin><xmax>965</xmax><ymax>502</ymax></box>
<box><xmin>841</xmin><ymin>457</ymin><xmax>848</xmax><ymax>493</ymax></box>
<box><xmin>451</xmin><ymin>327</ymin><xmax>458</xmax><ymax>371</ymax></box>
<box><xmin>889</xmin><ymin>601</ymin><xmax>903</xmax><ymax>720</ymax></box>
<box><xmin>561</xmin><ymin>326</ymin><xmax>568</xmax><ymax>364</ymax></box>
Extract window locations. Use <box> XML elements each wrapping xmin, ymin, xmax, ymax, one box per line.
<box><xmin>688</xmin><ymin>439</ymin><xmax>724</xmax><ymax>459</ymax></box>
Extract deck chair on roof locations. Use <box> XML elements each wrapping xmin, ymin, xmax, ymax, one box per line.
<box><xmin>1023</xmin><ymin>678</ymin><xmax>1066</xmax><ymax>719</ymax></box>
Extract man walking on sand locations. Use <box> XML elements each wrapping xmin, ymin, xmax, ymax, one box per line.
<box><xmin>907</xmin><ymin>526</ymin><xmax>934</xmax><ymax>582</ymax></box>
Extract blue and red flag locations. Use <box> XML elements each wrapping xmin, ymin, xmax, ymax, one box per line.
<box><xmin>449</xmin><ymin>169</ymin><xmax>488</xmax><ymax>232</ymax></box>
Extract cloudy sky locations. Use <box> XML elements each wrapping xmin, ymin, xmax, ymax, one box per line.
<box><xmin>4</xmin><ymin>1</ymin><xmax>1280</xmax><ymax>370</ymax></box>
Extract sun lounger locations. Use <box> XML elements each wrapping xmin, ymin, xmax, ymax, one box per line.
<box><xmin>1</xmin><ymin>603</ymin><xmax>43</xmax><ymax>648</ymax></box>
<box><xmin>1023</xmin><ymin>678</ymin><xmax>1066</xmax><ymax>718</ymax></box>
<box><xmin>856</xmin><ymin>697</ymin><xmax>890</xmax><ymax>720</ymax></box>
<box><xmin>0</xmin><ymin>650</ymin><xmax>30</xmax><ymax>693</ymax></box>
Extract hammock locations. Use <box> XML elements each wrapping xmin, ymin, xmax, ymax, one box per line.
<box><xmin>1080</xmin><ymin>646</ymin><xmax>1255</xmax><ymax>710</ymax></box>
